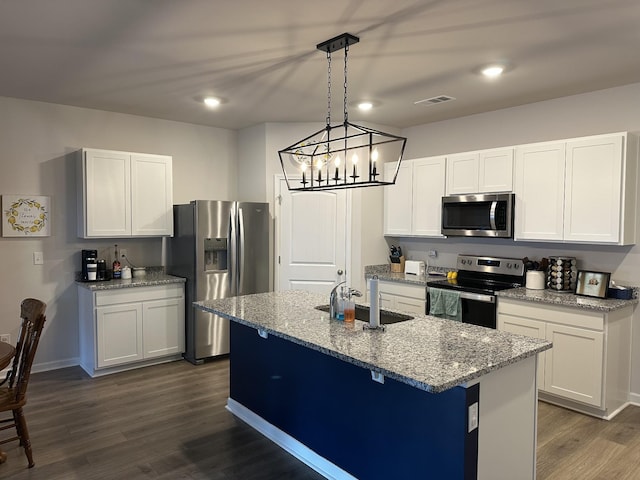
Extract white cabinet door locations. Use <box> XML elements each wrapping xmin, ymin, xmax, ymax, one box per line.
<box><xmin>82</xmin><ymin>149</ymin><xmax>131</xmax><ymax>237</ymax></box>
<box><xmin>478</xmin><ymin>148</ymin><xmax>514</xmax><ymax>193</ymax></box>
<box><xmin>498</xmin><ymin>314</ymin><xmax>546</xmax><ymax>390</ymax></box>
<box><xmin>446</xmin><ymin>152</ymin><xmax>478</xmax><ymax>194</ymax></box>
<box><xmin>564</xmin><ymin>135</ymin><xmax>623</xmax><ymax>244</ymax></box>
<box><xmin>377</xmin><ymin>281</ymin><xmax>426</xmax><ymax>314</ymax></box>
<box><xmin>79</xmin><ymin>148</ymin><xmax>173</xmax><ymax>238</ymax></box>
<box><xmin>544</xmin><ymin>323</ymin><xmax>604</xmax><ymax>407</ymax></box>
<box><xmin>379</xmin><ymin>292</ymin><xmax>395</xmax><ymax>310</ymax></box>
<box><xmin>395</xmin><ymin>296</ymin><xmax>426</xmax><ymax>315</ymax></box>
<box><xmin>131</xmin><ymin>154</ymin><xmax>174</xmax><ymax>236</ymax></box>
<box><xmin>412</xmin><ymin>156</ymin><xmax>446</xmax><ymax>237</ymax></box>
<box><xmin>142</xmin><ymin>297</ymin><xmax>185</xmax><ymax>359</ymax></box>
<box><xmin>514</xmin><ymin>142</ymin><xmax>566</xmax><ymax>241</ymax></box>
<box><xmin>383</xmin><ymin>161</ymin><xmax>413</xmax><ymax>235</ymax></box>
<box><xmin>96</xmin><ymin>303</ymin><xmax>143</xmax><ymax>367</ymax></box>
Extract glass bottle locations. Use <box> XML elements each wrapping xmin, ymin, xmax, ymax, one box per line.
<box><xmin>112</xmin><ymin>244</ymin><xmax>121</xmax><ymax>279</ymax></box>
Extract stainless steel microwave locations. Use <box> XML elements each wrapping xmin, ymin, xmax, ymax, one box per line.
<box><xmin>442</xmin><ymin>193</ymin><xmax>514</xmax><ymax>238</ymax></box>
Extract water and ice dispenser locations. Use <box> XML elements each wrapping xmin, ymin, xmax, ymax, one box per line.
<box><xmin>204</xmin><ymin>238</ymin><xmax>228</xmax><ymax>271</ymax></box>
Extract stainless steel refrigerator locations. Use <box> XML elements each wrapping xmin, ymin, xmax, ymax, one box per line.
<box><xmin>167</xmin><ymin>200</ymin><xmax>270</xmax><ymax>364</ymax></box>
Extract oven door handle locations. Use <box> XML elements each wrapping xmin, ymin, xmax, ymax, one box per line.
<box><xmin>459</xmin><ymin>291</ymin><xmax>495</xmax><ymax>303</ymax></box>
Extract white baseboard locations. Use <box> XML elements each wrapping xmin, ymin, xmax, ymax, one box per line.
<box><xmin>1</xmin><ymin>357</ymin><xmax>80</xmax><ymax>378</ymax></box>
<box><xmin>628</xmin><ymin>392</ymin><xmax>640</xmax><ymax>406</ymax></box>
<box><xmin>32</xmin><ymin>357</ymin><xmax>80</xmax><ymax>374</ymax></box>
<box><xmin>226</xmin><ymin>398</ymin><xmax>356</xmax><ymax>480</ymax></box>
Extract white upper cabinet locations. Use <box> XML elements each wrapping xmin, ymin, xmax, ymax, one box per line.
<box><xmin>514</xmin><ymin>141</ymin><xmax>566</xmax><ymax>241</ymax></box>
<box><xmin>383</xmin><ymin>157</ymin><xmax>446</xmax><ymax>237</ymax></box>
<box><xmin>78</xmin><ymin>148</ymin><xmax>174</xmax><ymax>238</ymax></box>
<box><xmin>446</xmin><ymin>152</ymin><xmax>478</xmax><ymax>194</ymax></box>
<box><xmin>478</xmin><ymin>148</ymin><xmax>514</xmax><ymax>193</ymax></box>
<box><xmin>446</xmin><ymin>148</ymin><xmax>513</xmax><ymax>195</ymax></box>
<box><xmin>564</xmin><ymin>135</ymin><xmax>633</xmax><ymax>244</ymax></box>
<box><xmin>383</xmin><ymin>161</ymin><xmax>413</xmax><ymax>235</ymax></box>
<box><xmin>412</xmin><ymin>156</ymin><xmax>446</xmax><ymax>237</ymax></box>
<box><xmin>80</xmin><ymin>149</ymin><xmax>132</xmax><ymax>237</ymax></box>
<box><xmin>515</xmin><ymin>133</ymin><xmax>637</xmax><ymax>245</ymax></box>
<box><xmin>131</xmin><ymin>154</ymin><xmax>174</xmax><ymax>236</ymax></box>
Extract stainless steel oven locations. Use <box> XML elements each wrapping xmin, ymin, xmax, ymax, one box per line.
<box><xmin>442</xmin><ymin>193</ymin><xmax>514</xmax><ymax>238</ymax></box>
<box><xmin>426</xmin><ymin>255</ymin><xmax>525</xmax><ymax>329</ymax></box>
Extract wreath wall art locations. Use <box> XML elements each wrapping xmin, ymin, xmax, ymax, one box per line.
<box><xmin>2</xmin><ymin>195</ymin><xmax>50</xmax><ymax>237</ymax></box>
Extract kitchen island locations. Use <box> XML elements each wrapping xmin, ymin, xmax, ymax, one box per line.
<box><xmin>195</xmin><ymin>291</ymin><xmax>551</xmax><ymax>480</ymax></box>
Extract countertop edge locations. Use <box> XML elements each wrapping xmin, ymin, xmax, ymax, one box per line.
<box><xmin>496</xmin><ymin>287</ymin><xmax>638</xmax><ymax>312</ymax></box>
<box><xmin>76</xmin><ymin>274</ymin><xmax>186</xmax><ymax>291</ymax></box>
<box><xmin>195</xmin><ymin>293</ymin><xmax>551</xmax><ymax>394</ymax></box>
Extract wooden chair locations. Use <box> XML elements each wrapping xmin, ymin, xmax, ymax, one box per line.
<box><xmin>0</xmin><ymin>298</ymin><xmax>46</xmax><ymax>468</ymax></box>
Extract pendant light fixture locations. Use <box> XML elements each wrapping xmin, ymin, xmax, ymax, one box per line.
<box><xmin>278</xmin><ymin>33</ymin><xmax>407</xmax><ymax>191</ymax></box>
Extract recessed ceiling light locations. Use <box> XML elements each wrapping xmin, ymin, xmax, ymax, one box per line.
<box><xmin>203</xmin><ymin>97</ymin><xmax>221</xmax><ymax>108</ymax></box>
<box><xmin>358</xmin><ymin>101</ymin><xmax>373</xmax><ymax>111</ymax></box>
<box><xmin>481</xmin><ymin>65</ymin><xmax>505</xmax><ymax>78</ymax></box>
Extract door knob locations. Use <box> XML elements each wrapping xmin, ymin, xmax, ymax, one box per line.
<box><xmin>337</xmin><ymin>269</ymin><xmax>344</xmax><ymax>276</ymax></box>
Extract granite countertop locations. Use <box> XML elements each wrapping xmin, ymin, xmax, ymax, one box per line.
<box><xmin>194</xmin><ymin>290</ymin><xmax>551</xmax><ymax>394</ymax></box>
<box><xmin>497</xmin><ymin>287</ymin><xmax>638</xmax><ymax>312</ymax></box>
<box><xmin>76</xmin><ymin>270</ymin><xmax>185</xmax><ymax>291</ymax></box>
<box><xmin>364</xmin><ymin>264</ymin><xmax>449</xmax><ymax>286</ymax></box>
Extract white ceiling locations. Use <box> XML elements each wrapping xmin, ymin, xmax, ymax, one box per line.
<box><xmin>1</xmin><ymin>0</ymin><xmax>639</xmax><ymax>130</ymax></box>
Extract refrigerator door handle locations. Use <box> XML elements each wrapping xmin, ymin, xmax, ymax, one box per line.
<box><xmin>229</xmin><ymin>208</ymin><xmax>237</xmax><ymax>296</ymax></box>
<box><xmin>238</xmin><ymin>207</ymin><xmax>245</xmax><ymax>294</ymax></box>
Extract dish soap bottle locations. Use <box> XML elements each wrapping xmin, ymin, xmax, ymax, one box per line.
<box><xmin>112</xmin><ymin>244</ymin><xmax>122</xmax><ymax>279</ymax></box>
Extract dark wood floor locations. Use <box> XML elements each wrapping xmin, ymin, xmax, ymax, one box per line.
<box><xmin>1</xmin><ymin>359</ymin><xmax>640</xmax><ymax>479</ymax></box>
<box><xmin>0</xmin><ymin>359</ymin><xmax>324</xmax><ymax>480</ymax></box>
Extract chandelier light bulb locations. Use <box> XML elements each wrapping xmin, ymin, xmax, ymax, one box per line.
<box><xmin>371</xmin><ymin>149</ymin><xmax>379</xmax><ymax>162</ymax></box>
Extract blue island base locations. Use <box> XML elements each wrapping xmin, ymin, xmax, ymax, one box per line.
<box><xmin>228</xmin><ymin>321</ymin><xmax>480</xmax><ymax>479</ymax></box>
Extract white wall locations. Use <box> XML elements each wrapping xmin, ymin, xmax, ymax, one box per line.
<box><xmin>398</xmin><ymin>81</ymin><xmax>640</xmax><ymax>399</ymax></box>
<box><xmin>237</xmin><ymin>124</ymin><xmax>267</xmax><ymax>202</ymax></box>
<box><xmin>0</xmin><ymin>96</ymin><xmax>237</xmax><ymax>371</ymax></box>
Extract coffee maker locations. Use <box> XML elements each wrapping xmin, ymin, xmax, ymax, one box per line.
<box><xmin>81</xmin><ymin>249</ymin><xmax>98</xmax><ymax>281</ymax></box>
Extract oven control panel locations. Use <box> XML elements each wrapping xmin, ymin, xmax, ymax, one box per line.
<box><xmin>456</xmin><ymin>255</ymin><xmax>525</xmax><ymax>276</ymax></box>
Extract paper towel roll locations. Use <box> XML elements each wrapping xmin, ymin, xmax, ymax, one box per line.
<box><xmin>369</xmin><ymin>276</ymin><xmax>380</xmax><ymax>328</ymax></box>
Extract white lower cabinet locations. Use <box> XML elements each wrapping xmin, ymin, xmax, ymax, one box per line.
<box><xmin>96</xmin><ymin>302</ymin><xmax>144</xmax><ymax>367</ymax></box>
<box><xmin>79</xmin><ymin>284</ymin><xmax>185</xmax><ymax>377</ymax></box>
<box><xmin>498</xmin><ymin>298</ymin><xmax>631</xmax><ymax>419</ymax></box>
<box><xmin>369</xmin><ymin>280</ymin><xmax>426</xmax><ymax>315</ymax></box>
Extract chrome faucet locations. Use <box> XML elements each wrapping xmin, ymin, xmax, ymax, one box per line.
<box><xmin>329</xmin><ymin>281</ymin><xmax>346</xmax><ymax>319</ymax></box>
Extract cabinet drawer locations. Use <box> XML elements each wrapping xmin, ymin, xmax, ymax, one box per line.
<box><xmin>95</xmin><ymin>284</ymin><xmax>184</xmax><ymax>306</ymax></box>
<box><xmin>498</xmin><ymin>299</ymin><xmax>603</xmax><ymax>331</ymax></box>
<box><xmin>378</xmin><ymin>281</ymin><xmax>425</xmax><ymax>300</ymax></box>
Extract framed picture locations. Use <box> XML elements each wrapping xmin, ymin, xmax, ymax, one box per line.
<box><xmin>575</xmin><ymin>270</ymin><xmax>610</xmax><ymax>299</ymax></box>
<box><xmin>2</xmin><ymin>195</ymin><xmax>51</xmax><ymax>237</ymax></box>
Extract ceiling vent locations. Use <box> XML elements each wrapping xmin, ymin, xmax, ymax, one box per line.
<box><xmin>414</xmin><ymin>95</ymin><xmax>456</xmax><ymax>106</ymax></box>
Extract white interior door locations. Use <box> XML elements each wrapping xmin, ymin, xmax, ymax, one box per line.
<box><xmin>276</xmin><ymin>177</ymin><xmax>347</xmax><ymax>294</ymax></box>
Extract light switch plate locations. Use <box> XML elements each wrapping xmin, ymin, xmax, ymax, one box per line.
<box><xmin>33</xmin><ymin>252</ymin><xmax>44</xmax><ymax>265</ymax></box>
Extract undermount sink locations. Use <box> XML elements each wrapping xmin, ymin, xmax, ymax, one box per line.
<box><xmin>315</xmin><ymin>304</ymin><xmax>414</xmax><ymax>325</ymax></box>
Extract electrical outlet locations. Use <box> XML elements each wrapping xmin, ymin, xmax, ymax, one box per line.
<box><xmin>0</xmin><ymin>334</ymin><xmax>10</xmax><ymax>344</ymax></box>
<box><xmin>120</xmin><ymin>248</ymin><xmax>127</xmax><ymax>260</ymax></box>
<box><xmin>468</xmin><ymin>402</ymin><xmax>478</xmax><ymax>432</ymax></box>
